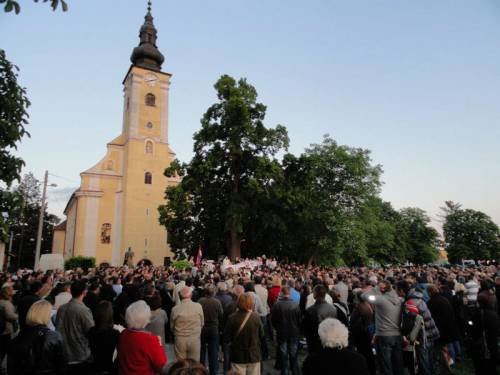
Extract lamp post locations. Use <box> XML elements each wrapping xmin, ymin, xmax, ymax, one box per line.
<box><xmin>34</xmin><ymin>170</ymin><xmax>57</xmax><ymax>270</ymax></box>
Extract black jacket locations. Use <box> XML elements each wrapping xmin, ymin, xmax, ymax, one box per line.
<box><xmin>302</xmin><ymin>300</ymin><xmax>337</xmax><ymax>354</ymax></box>
<box><xmin>303</xmin><ymin>347</ymin><xmax>370</xmax><ymax>375</ymax></box>
<box><xmin>8</xmin><ymin>325</ymin><xmax>66</xmax><ymax>375</ymax></box>
<box><xmin>427</xmin><ymin>294</ymin><xmax>460</xmax><ymax>345</ymax></box>
<box><xmin>271</xmin><ymin>297</ymin><xmax>302</xmax><ymax>339</ymax></box>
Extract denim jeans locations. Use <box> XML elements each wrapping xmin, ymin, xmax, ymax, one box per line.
<box><xmin>376</xmin><ymin>335</ymin><xmax>404</xmax><ymax>375</ymax></box>
<box><xmin>200</xmin><ymin>330</ymin><xmax>219</xmax><ymax>375</ymax></box>
<box><xmin>278</xmin><ymin>337</ymin><xmax>300</xmax><ymax>375</ymax></box>
<box><xmin>446</xmin><ymin>340</ymin><xmax>461</xmax><ymax>362</ymax></box>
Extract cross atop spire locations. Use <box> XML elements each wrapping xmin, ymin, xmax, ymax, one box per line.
<box><xmin>130</xmin><ymin>0</ymin><xmax>165</xmax><ymax>71</ymax></box>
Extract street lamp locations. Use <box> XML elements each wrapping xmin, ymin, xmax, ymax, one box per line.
<box><xmin>34</xmin><ymin>170</ymin><xmax>57</xmax><ymax>270</ymax></box>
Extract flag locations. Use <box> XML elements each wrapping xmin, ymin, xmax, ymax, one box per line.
<box><xmin>196</xmin><ymin>244</ymin><xmax>202</xmax><ymax>269</ymax></box>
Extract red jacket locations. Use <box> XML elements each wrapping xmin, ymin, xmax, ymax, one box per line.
<box><xmin>118</xmin><ymin>329</ymin><xmax>167</xmax><ymax>375</ymax></box>
<box><xmin>268</xmin><ymin>286</ymin><xmax>281</xmax><ymax>308</ymax></box>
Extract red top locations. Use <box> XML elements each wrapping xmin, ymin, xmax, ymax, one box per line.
<box><xmin>268</xmin><ymin>286</ymin><xmax>281</xmax><ymax>308</ymax></box>
<box><xmin>117</xmin><ymin>329</ymin><xmax>167</xmax><ymax>375</ymax></box>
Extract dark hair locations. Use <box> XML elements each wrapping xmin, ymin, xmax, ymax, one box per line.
<box><xmin>70</xmin><ymin>280</ymin><xmax>87</xmax><ymax>298</ymax></box>
<box><xmin>244</xmin><ymin>282</ymin><xmax>255</xmax><ymax>293</ymax></box>
<box><xmin>167</xmin><ymin>358</ymin><xmax>208</xmax><ymax>375</ymax></box>
<box><xmin>30</xmin><ymin>281</ymin><xmax>43</xmax><ymax>294</ymax></box>
<box><xmin>94</xmin><ymin>301</ymin><xmax>114</xmax><ymax>330</ymax></box>
<box><xmin>146</xmin><ymin>294</ymin><xmax>162</xmax><ymax>311</ymax></box>
<box><xmin>396</xmin><ymin>280</ymin><xmax>410</xmax><ymax>295</ymax></box>
<box><xmin>313</xmin><ymin>284</ymin><xmax>327</xmax><ymax>301</ymax></box>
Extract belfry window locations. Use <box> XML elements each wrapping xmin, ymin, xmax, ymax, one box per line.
<box><xmin>101</xmin><ymin>223</ymin><xmax>111</xmax><ymax>244</ymax></box>
<box><xmin>145</xmin><ymin>93</ymin><xmax>155</xmax><ymax>106</ymax></box>
<box><xmin>145</xmin><ymin>172</ymin><xmax>152</xmax><ymax>184</ymax></box>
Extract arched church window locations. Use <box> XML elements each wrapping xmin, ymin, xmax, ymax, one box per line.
<box><xmin>101</xmin><ymin>223</ymin><xmax>111</xmax><ymax>244</ymax></box>
<box><xmin>145</xmin><ymin>172</ymin><xmax>152</xmax><ymax>184</ymax></box>
<box><xmin>145</xmin><ymin>141</ymin><xmax>153</xmax><ymax>154</ymax></box>
<box><xmin>145</xmin><ymin>93</ymin><xmax>155</xmax><ymax>106</ymax></box>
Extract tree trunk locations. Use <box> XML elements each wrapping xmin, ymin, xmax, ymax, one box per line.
<box><xmin>229</xmin><ymin>229</ymin><xmax>241</xmax><ymax>261</ymax></box>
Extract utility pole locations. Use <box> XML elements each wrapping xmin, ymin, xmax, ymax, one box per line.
<box><xmin>5</xmin><ymin>232</ymin><xmax>13</xmax><ymax>271</ymax></box>
<box><xmin>34</xmin><ymin>170</ymin><xmax>48</xmax><ymax>270</ymax></box>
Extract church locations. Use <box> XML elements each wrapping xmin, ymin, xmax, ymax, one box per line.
<box><xmin>52</xmin><ymin>5</ymin><xmax>178</xmax><ymax>266</ymax></box>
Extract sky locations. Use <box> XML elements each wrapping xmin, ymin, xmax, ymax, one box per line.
<box><xmin>2</xmin><ymin>0</ymin><xmax>499</xmax><ymax>231</ymax></box>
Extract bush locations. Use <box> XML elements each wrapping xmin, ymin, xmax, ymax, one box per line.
<box><xmin>172</xmin><ymin>259</ymin><xmax>192</xmax><ymax>270</ymax></box>
<box><xmin>64</xmin><ymin>256</ymin><xmax>95</xmax><ymax>271</ymax></box>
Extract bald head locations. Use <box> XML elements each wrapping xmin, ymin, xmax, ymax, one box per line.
<box><xmin>179</xmin><ymin>286</ymin><xmax>192</xmax><ymax>300</ymax></box>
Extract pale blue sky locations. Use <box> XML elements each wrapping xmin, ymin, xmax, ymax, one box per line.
<box><xmin>2</xmin><ymin>0</ymin><xmax>499</xmax><ymax>230</ymax></box>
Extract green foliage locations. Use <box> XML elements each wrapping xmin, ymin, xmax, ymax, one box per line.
<box><xmin>0</xmin><ymin>49</ymin><xmax>30</xmax><ymax>186</ymax></box>
<box><xmin>1</xmin><ymin>0</ymin><xmax>68</xmax><ymax>14</ymax></box>
<box><xmin>443</xmin><ymin>205</ymin><xmax>500</xmax><ymax>263</ymax></box>
<box><xmin>0</xmin><ymin>49</ymin><xmax>31</xmax><ymax>241</ymax></box>
<box><xmin>5</xmin><ymin>173</ymin><xmax>60</xmax><ymax>268</ymax></box>
<box><xmin>278</xmin><ymin>136</ymin><xmax>382</xmax><ymax>265</ymax></box>
<box><xmin>64</xmin><ymin>256</ymin><xmax>95</xmax><ymax>271</ymax></box>
<box><xmin>159</xmin><ymin>75</ymin><xmax>289</xmax><ymax>260</ymax></box>
<box><xmin>398</xmin><ymin>208</ymin><xmax>439</xmax><ymax>264</ymax></box>
<box><xmin>172</xmin><ymin>259</ymin><xmax>192</xmax><ymax>270</ymax></box>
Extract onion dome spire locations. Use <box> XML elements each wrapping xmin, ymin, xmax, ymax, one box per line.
<box><xmin>130</xmin><ymin>0</ymin><xmax>165</xmax><ymax>71</ymax></box>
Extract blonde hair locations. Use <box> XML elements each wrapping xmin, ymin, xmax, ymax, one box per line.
<box><xmin>26</xmin><ymin>299</ymin><xmax>52</xmax><ymax>327</ymax></box>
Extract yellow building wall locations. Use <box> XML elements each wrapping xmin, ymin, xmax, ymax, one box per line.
<box><xmin>51</xmin><ymin>230</ymin><xmax>65</xmax><ymax>254</ymax></box>
<box><xmin>63</xmin><ymin>64</ymin><xmax>176</xmax><ymax>266</ymax></box>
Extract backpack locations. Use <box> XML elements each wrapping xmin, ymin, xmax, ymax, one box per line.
<box><xmin>401</xmin><ymin>299</ymin><xmax>424</xmax><ymax>343</ymax></box>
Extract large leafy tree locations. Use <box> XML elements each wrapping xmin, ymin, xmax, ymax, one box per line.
<box><xmin>0</xmin><ymin>49</ymin><xmax>31</xmax><ymax>241</ymax></box>
<box><xmin>397</xmin><ymin>208</ymin><xmax>439</xmax><ymax>264</ymax></box>
<box><xmin>6</xmin><ymin>173</ymin><xmax>59</xmax><ymax>269</ymax></box>
<box><xmin>279</xmin><ymin>136</ymin><xmax>382</xmax><ymax>265</ymax></box>
<box><xmin>443</xmin><ymin>206</ymin><xmax>500</xmax><ymax>263</ymax></box>
<box><xmin>159</xmin><ymin>75</ymin><xmax>289</xmax><ymax>260</ymax></box>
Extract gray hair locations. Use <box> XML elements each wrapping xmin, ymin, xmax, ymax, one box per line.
<box><xmin>125</xmin><ymin>300</ymin><xmax>151</xmax><ymax>330</ymax></box>
<box><xmin>318</xmin><ymin>318</ymin><xmax>348</xmax><ymax>349</ymax></box>
<box><xmin>179</xmin><ymin>286</ymin><xmax>192</xmax><ymax>300</ymax></box>
<box><xmin>217</xmin><ymin>281</ymin><xmax>228</xmax><ymax>292</ymax></box>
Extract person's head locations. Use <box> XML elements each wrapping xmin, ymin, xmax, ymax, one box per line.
<box><xmin>146</xmin><ymin>293</ymin><xmax>162</xmax><ymax>311</ymax></box>
<box><xmin>318</xmin><ymin>318</ymin><xmax>349</xmax><ymax>349</ymax></box>
<box><xmin>427</xmin><ymin>284</ymin><xmax>439</xmax><ymax>297</ymax></box>
<box><xmin>71</xmin><ymin>280</ymin><xmax>88</xmax><ymax>299</ymax></box>
<box><xmin>244</xmin><ymin>282</ymin><xmax>255</xmax><ymax>293</ymax></box>
<box><xmin>88</xmin><ymin>281</ymin><xmax>100</xmax><ymax>294</ymax></box>
<box><xmin>254</xmin><ymin>275</ymin><xmax>262</xmax><ymax>285</ymax></box>
<box><xmin>217</xmin><ymin>282</ymin><xmax>227</xmax><ymax>293</ymax></box>
<box><xmin>179</xmin><ymin>286</ymin><xmax>192</xmax><ymax>301</ymax></box>
<box><xmin>30</xmin><ymin>281</ymin><xmax>43</xmax><ymax>295</ymax></box>
<box><xmin>166</xmin><ymin>358</ymin><xmax>208</xmax><ymax>375</ymax></box>
<box><xmin>313</xmin><ymin>284</ymin><xmax>327</xmax><ymax>301</ymax></box>
<box><xmin>204</xmin><ymin>284</ymin><xmax>216</xmax><ymax>297</ymax></box>
<box><xmin>26</xmin><ymin>300</ymin><xmax>52</xmax><ymax>327</ymax></box>
<box><xmin>237</xmin><ymin>292</ymin><xmax>254</xmax><ymax>312</ymax></box>
<box><xmin>378</xmin><ymin>279</ymin><xmax>393</xmax><ymax>294</ymax></box>
<box><xmin>125</xmin><ymin>300</ymin><xmax>151</xmax><ymax>329</ymax></box>
<box><xmin>281</xmin><ymin>285</ymin><xmax>291</xmax><ymax>298</ymax></box>
<box><xmin>396</xmin><ymin>280</ymin><xmax>410</xmax><ymax>297</ymax></box>
<box><xmin>94</xmin><ymin>300</ymin><xmax>114</xmax><ymax>330</ymax></box>
<box><xmin>232</xmin><ymin>284</ymin><xmax>244</xmax><ymax>299</ymax></box>
<box><xmin>0</xmin><ymin>285</ymin><xmax>14</xmax><ymax>300</ymax></box>
<box><xmin>272</xmin><ymin>276</ymin><xmax>282</xmax><ymax>287</ymax></box>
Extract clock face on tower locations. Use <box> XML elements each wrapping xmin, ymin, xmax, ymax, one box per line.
<box><xmin>145</xmin><ymin>74</ymin><xmax>158</xmax><ymax>86</ymax></box>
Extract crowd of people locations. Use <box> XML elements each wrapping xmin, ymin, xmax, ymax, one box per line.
<box><xmin>0</xmin><ymin>257</ymin><xmax>498</xmax><ymax>375</ymax></box>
